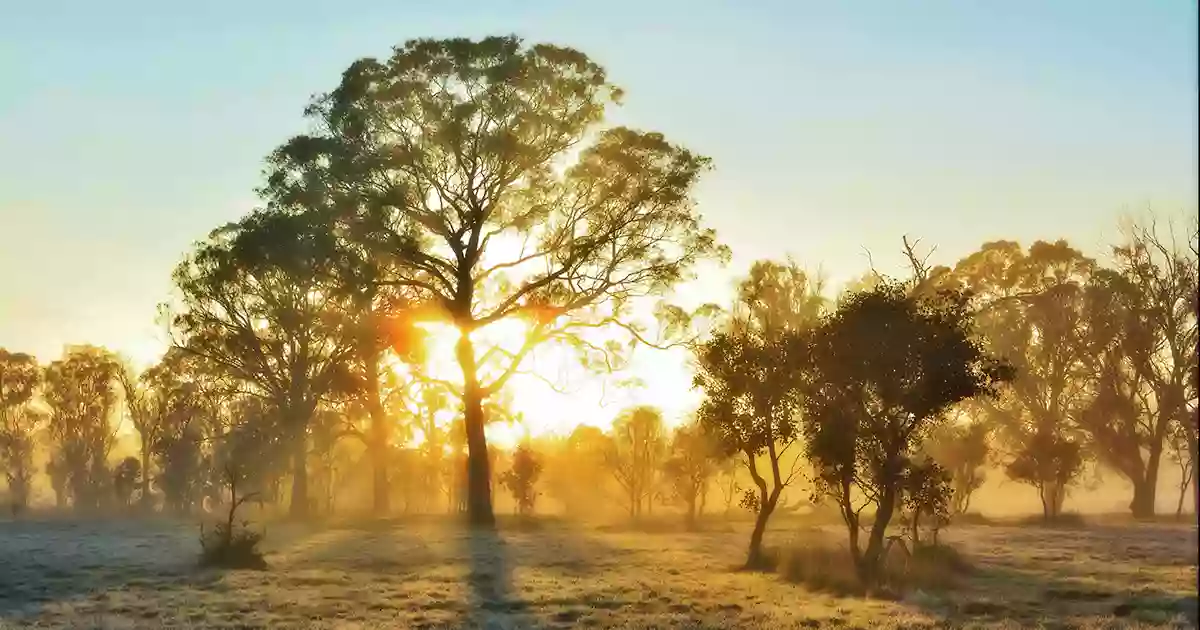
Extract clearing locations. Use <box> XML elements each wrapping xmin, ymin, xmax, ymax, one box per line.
<box><xmin>0</xmin><ymin>516</ymin><xmax>1195</xmax><ymax>629</ymax></box>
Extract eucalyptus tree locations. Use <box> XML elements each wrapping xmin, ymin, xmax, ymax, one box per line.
<box><xmin>169</xmin><ymin>207</ymin><xmax>358</xmax><ymax>517</ymax></box>
<box><xmin>261</xmin><ymin>36</ymin><xmax>726</xmax><ymax>525</ymax></box>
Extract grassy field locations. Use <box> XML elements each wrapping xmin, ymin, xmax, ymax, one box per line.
<box><xmin>0</xmin><ymin>514</ymin><xmax>1195</xmax><ymax>629</ymax></box>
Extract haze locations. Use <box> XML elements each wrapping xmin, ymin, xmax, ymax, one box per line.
<box><xmin>0</xmin><ymin>2</ymin><xmax>1196</xmax><ymax>628</ymax></box>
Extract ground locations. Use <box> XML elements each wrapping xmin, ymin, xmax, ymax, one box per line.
<box><xmin>0</xmin><ymin>515</ymin><xmax>1195</xmax><ymax>629</ymax></box>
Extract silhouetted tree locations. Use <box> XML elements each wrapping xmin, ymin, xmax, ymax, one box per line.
<box><xmin>169</xmin><ymin>208</ymin><xmax>358</xmax><ymax>518</ymax></box>
<box><xmin>0</xmin><ymin>349</ymin><xmax>41</xmax><ymax>514</ymax></box>
<box><xmin>43</xmin><ymin>345</ymin><xmax>123</xmax><ymax>512</ymax></box>
<box><xmin>694</xmin><ymin>259</ymin><xmax>823</xmax><ymax>568</ymax></box>
<box><xmin>953</xmin><ymin>240</ymin><xmax>1094</xmax><ymax>518</ymax></box>
<box><xmin>263</xmin><ymin>35</ymin><xmax>726</xmax><ymax>526</ymax></box>
<box><xmin>112</xmin><ymin>456</ymin><xmax>141</xmax><ymax>509</ymax></box>
<box><xmin>662</xmin><ymin>421</ymin><xmax>719</xmax><ymax>529</ymax></box>
<box><xmin>922</xmin><ymin>418</ymin><xmax>990</xmax><ymax>514</ymax></box>
<box><xmin>1076</xmin><ymin>217</ymin><xmax>1197</xmax><ymax>518</ymax></box>
<box><xmin>801</xmin><ymin>279</ymin><xmax>1013</xmax><ymax>585</ymax></box>
<box><xmin>500</xmin><ymin>442</ymin><xmax>542</xmax><ymax>516</ymax></box>
<box><xmin>900</xmin><ymin>458</ymin><xmax>953</xmax><ymax>546</ymax></box>
<box><xmin>604</xmin><ymin>406</ymin><xmax>668</xmax><ymax>519</ymax></box>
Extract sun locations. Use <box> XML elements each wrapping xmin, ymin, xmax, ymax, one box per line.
<box><xmin>404</xmin><ymin>310</ymin><xmax>703</xmax><ymax>447</ymax></box>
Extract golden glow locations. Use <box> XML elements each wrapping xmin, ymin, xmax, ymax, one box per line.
<box><xmin>408</xmin><ymin>313</ymin><xmax>700</xmax><ymax>443</ymax></box>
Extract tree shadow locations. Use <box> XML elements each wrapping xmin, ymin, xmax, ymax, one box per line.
<box><xmin>462</xmin><ymin>526</ymin><xmax>542</xmax><ymax>629</ymax></box>
<box><xmin>892</xmin><ymin>551</ymin><xmax>1199</xmax><ymax>627</ymax></box>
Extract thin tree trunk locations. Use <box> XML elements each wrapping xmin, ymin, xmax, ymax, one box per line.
<box><xmin>861</xmin><ymin>487</ymin><xmax>898</xmax><ymax>585</ymax></box>
<box><xmin>364</xmin><ymin>339</ymin><xmax>390</xmax><ymax>516</ymax></box>
<box><xmin>289</xmin><ymin>423</ymin><xmax>309</xmax><ymax>519</ymax></box>
<box><xmin>456</xmin><ymin>334</ymin><xmax>495</xmax><ymax>528</ymax></box>
<box><xmin>1176</xmin><ymin>466</ymin><xmax>1191</xmax><ymax>517</ymax></box>
<box><xmin>139</xmin><ymin>448</ymin><xmax>152</xmax><ymax>510</ymax></box>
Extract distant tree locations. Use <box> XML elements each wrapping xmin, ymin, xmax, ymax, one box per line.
<box><xmin>952</xmin><ymin>240</ymin><xmax>1095</xmax><ymax>518</ymax></box>
<box><xmin>119</xmin><ymin>349</ymin><xmax>200</xmax><ymax>510</ymax></box>
<box><xmin>662</xmin><ymin>422</ymin><xmax>720</xmax><ymax>529</ymax></box>
<box><xmin>0</xmin><ymin>349</ymin><xmax>42</xmax><ymax>514</ymax></box>
<box><xmin>112</xmin><ymin>456</ymin><xmax>141</xmax><ymax>509</ymax></box>
<box><xmin>1167</xmin><ymin>420</ymin><xmax>1196</xmax><ymax>517</ymax></box>
<box><xmin>694</xmin><ymin>259</ymin><xmax>823</xmax><ymax>568</ymax></box>
<box><xmin>169</xmin><ymin>207</ymin><xmax>358</xmax><ymax>518</ymax></box>
<box><xmin>801</xmin><ymin>279</ymin><xmax>1013</xmax><ymax>585</ymax></box>
<box><xmin>545</xmin><ymin>424</ymin><xmax>610</xmax><ymax>516</ymax></box>
<box><xmin>899</xmin><ymin>458</ymin><xmax>953</xmax><ymax>546</ymax></box>
<box><xmin>922</xmin><ymin>418</ymin><xmax>991</xmax><ymax>515</ymax></box>
<box><xmin>263</xmin><ymin>35</ymin><xmax>726</xmax><ymax>526</ymax></box>
<box><xmin>210</xmin><ymin>397</ymin><xmax>290</xmax><ymax>511</ymax></box>
<box><xmin>43</xmin><ymin>345</ymin><xmax>123</xmax><ymax>512</ymax></box>
<box><xmin>604</xmin><ymin>406</ymin><xmax>668</xmax><ymax>519</ymax></box>
<box><xmin>1004</xmin><ymin>430</ymin><xmax>1085</xmax><ymax>521</ymax></box>
<box><xmin>1075</xmin><ymin>217</ymin><xmax>1197</xmax><ymax>518</ymax></box>
<box><xmin>500</xmin><ymin>442</ymin><xmax>543</xmax><ymax>516</ymax></box>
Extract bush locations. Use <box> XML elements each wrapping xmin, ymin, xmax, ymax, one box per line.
<box><xmin>953</xmin><ymin>511</ymin><xmax>993</xmax><ymax>525</ymax></box>
<box><xmin>774</xmin><ymin>541</ymin><xmax>865</xmax><ymax>595</ymax></box>
<box><xmin>771</xmin><ymin>538</ymin><xmax>973</xmax><ymax>598</ymax></box>
<box><xmin>199</xmin><ymin>519</ymin><xmax>267</xmax><ymax>569</ymax></box>
<box><xmin>1015</xmin><ymin>511</ymin><xmax>1087</xmax><ymax>528</ymax></box>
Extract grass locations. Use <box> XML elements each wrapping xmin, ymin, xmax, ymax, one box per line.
<box><xmin>0</xmin><ymin>514</ymin><xmax>1195</xmax><ymax>628</ymax></box>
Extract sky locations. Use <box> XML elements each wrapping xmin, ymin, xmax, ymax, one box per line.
<box><xmin>1</xmin><ymin>0</ymin><xmax>1197</xmax><ymax>432</ymax></box>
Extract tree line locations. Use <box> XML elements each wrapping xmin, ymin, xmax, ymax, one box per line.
<box><xmin>0</xmin><ymin>36</ymin><xmax>1195</xmax><ymax>583</ymax></box>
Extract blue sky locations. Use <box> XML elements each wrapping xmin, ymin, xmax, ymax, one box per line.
<box><xmin>1</xmin><ymin>0</ymin><xmax>1196</xmax><ymax>374</ymax></box>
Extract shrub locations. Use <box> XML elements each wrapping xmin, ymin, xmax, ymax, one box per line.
<box><xmin>199</xmin><ymin>520</ymin><xmax>267</xmax><ymax>569</ymax></box>
<box><xmin>1015</xmin><ymin>511</ymin><xmax>1087</xmax><ymax>528</ymax></box>
<box><xmin>772</xmin><ymin>538</ymin><xmax>973</xmax><ymax>598</ymax></box>
<box><xmin>197</xmin><ymin>461</ymin><xmax>267</xmax><ymax>570</ymax></box>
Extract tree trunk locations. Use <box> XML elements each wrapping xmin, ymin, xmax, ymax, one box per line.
<box><xmin>685</xmin><ymin>495</ymin><xmax>697</xmax><ymax>531</ymax></box>
<box><xmin>745</xmin><ymin>487</ymin><xmax>781</xmax><ymax>568</ymax></box>
<box><xmin>1131</xmin><ymin>477</ymin><xmax>1157</xmax><ymax>519</ymax></box>
<box><xmin>365</xmin><ymin>341</ymin><xmax>390</xmax><ymax>516</ymax></box>
<box><xmin>1131</xmin><ymin>446</ymin><xmax>1163</xmax><ymax>519</ymax></box>
<box><xmin>1176</xmin><ymin>467</ymin><xmax>1191</xmax><ymax>517</ymax></box>
<box><xmin>456</xmin><ymin>334</ymin><xmax>495</xmax><ymax>528</ymax></box>
<box><xmin>289</xmin><ymin>426</ymin><xmax>309</xmax><ymax>519</ymax></box>
<box><xmin>860</xmin><ymin>488</ymin><xmax>898</xmax><ymax>585</ymax></box>
<box><xmin>139</xmin><ymin>448</ymin><xmax>152</xmax><ymax>511</ymax></box>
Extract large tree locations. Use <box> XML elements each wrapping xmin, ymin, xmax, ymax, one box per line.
<box><xmin>952</xmin><ymin>240</ymin><xmax>1094</xmax><ymax>518</ymax></box>
<box><xmin>0</xmin><ymin>349</ymin><xmax>42</xmax><ymax>513</ymax></box>
<box><xmin>262</xmin><ymin>36</ymin><xmax>725</xmax><ymax>526</ymax></box>
<box><xmin>170</xmin><ymin>208</ymin><xmax>358</xmax><ymax>518</ymax></box>
<box><xmin>1077</xmin><ymin>217</ymin><xmax>1198</xmax><ymax>518</ymax></box>
<box><xmin>693</xmin><ymin>260</ymin><xmax>823</xmax><ymax>567</ymax></box>
<box><xmin>801</xmin><ymin>279</ymin><xmax>1013</xmax><ymax>585</ymax></box>
<box><xmin>43</xmin><ymin>345</ymin><xmax>123</xmax><ymax>511</ymax></box>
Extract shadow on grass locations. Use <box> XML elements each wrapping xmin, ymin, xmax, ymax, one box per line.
<box><xmin>462</xmin><ymin>526</ymin><xmax>544</xmax><ymax>629</ymax></box>
<box><xmin>0</xmin><ymin>518</ymin><xmax>232</xmax><ymax>621</ymax></box>
<box><xmin>892</xmin><ymin>552</ymin><xmax>1199</xmax><ymax>627</ymax></box>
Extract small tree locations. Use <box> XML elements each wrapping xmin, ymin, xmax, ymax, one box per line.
<box><xmin>694</xmin><ymin>259</ymin><xmax>823</xmax><ymax>568</ymax></box>
<box><xmin>900</xmin><ymin>458</ymin><xmax>953</xmax><ymax>546</ymax></box>
<box><xmin>604</xmin><ymin>406</ymin><xmax>668</xmax><ymax>519</ymax></box>
<box><xmin>801</xmin><ymin>279</ymin><xmax>1013</xmax><ymax>586</ymax></box>
<box><xmin>0</xmin><ymin>350</ymin><xmax>42</xmax><ymax>516</ymax></box>
<box><xmin>112</xmin><ymin>457</ymin><xmax>142</xmax><ymax>509</ymax></box>
<box><xmin>662</xmin><ymin>422</ymin><xmax>719</xmax><ymax>529</ymax></box>
<box><xmin>1004</xmin><ymin>430</ymin><xmax>1084</xmax><ymax>521</ymax></box>
<box><xmin>500</xmin><ymin>443</ymin><xmax>542</xmax><ymax>516</ymax></box>
<box><xmin>199</xmin><ymin>461</ymin><xmax>267</xmax><ymax>569</ymax></box>
<box><xmin>923</xmin><ymin>419</ymin><xmax>990</xmax><ymax>514</ymax></box>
